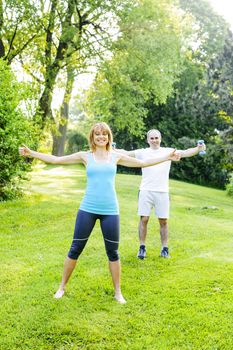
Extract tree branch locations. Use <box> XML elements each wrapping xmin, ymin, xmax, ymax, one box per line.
<box><xmin>5</xmin><ymin>23</ymin><xmax>18</xmax><ymax>61</ymax></box>
<box><xmin>7</xmin><ymin>33</ymin><xmax>38</xmax><ymax>64</ymax></box>
<box><xmin>0</xmin><ymin>0</ymin><xmax>5</xmax><ymax>57</ymax></box>
<box><xmin>45</xmin><ymin>0</ymin><xmax>58</xmax><ymax>70</ymax></box>
<box><xmin>18</xmin><ymin>56</ymin><xmax>44</xmax><ymax>84</ymax></box>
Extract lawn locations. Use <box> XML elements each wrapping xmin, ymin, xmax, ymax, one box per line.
<box><xmin>1</xmin><ymin>164</ymin><xmax>233</xmax><ymax>350</ymax></box>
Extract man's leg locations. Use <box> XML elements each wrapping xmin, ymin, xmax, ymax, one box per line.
<box><xmin>158</xmin><ymin>218</ymin><xmax>170</xmax><ymax>258</ymax></box>
<box><xmin>137</xmin><ymin>190</ymin><xmax>152</xmax><ymax>259</ymax></box>
<box><xmin>139</xmin><ymin>215</ymin><xmax>150</xmax><ymax>245</ymax></box>
<box><xmin>159</xmin><ymin>218</ymin><xmax>168</xmax><ymax>247</ymax></box>
<box><xmin>137</xmin><ymin>216</ymin><xmax>149</xmax><ymax>259</ymax></box>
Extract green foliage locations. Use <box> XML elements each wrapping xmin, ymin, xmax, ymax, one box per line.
<box><xmin>0</xmin><ymin>59</ymin><xmax>38</xmax><ymax>200</ymax></box>
<box><xmin>205</xmin><ymin>30</ymin><xmax>233</xmax><ymax>169</ymax></box>
<box><xmin>168</xmin><ymin>28</ymin><xmax>233</xmax><ymax>188</ymax></box>
<box><xmin>85</xmin><ymin>0</ymin><xmax>186</xmax><ymax>136</ymax></box>
<box><xmin>1</xmin><ymin>0</ymin><xmax>137</xmax><ymax>154</ymax></box>
<box><xmin>82</xmin><ymin>0</ymin><xmax>232</xmax><ymax>189</ymax></box>
<box><xmin>226</xmin><ymin>176</ymin><xmax>233</xmax><ymax>197</ymax></box>
<box><xmin>0</xmin><ymin>0</ymin><xmax>41</xmax><ymax>63</ymax></box>
<box><xmin>65</xmin><ymin>130</ymin><xmax>89</xmax><ymax>154</ymax></box>
<box><xmin>179</xmin><ymin>0</ymin><xmax>228</xmax><ymax>57</ymax></box>
<box><xmin>169</xmin><ymin>137</ymin><xmax>229</xmax><ymax>189</ymax></box>
<box><xmin>1</xmin><ymin>165</ymin><xmax>233</xmax><ymax>349</ymax></box>
<box><xmin>114</xmin><ymin>4</ymin><xmax>232</xmax><ymax>189</ymax></box>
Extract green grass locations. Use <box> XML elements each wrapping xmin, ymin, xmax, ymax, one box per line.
<box><xmin>1</xmin><ymin>164</ymin><xmax>233</xmax><ymax>350</ymax></box>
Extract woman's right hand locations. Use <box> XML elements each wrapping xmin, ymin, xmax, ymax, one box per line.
<box><xmin>19</xmin><ymin>145</ymin><xmax>31</xmax><ymax>157</ymax></box>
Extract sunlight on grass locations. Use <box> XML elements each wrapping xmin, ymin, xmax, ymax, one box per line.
<box><xmin>23</xmin><ymin>164</ymin><xmax>86</xmax><ymax>198</ymax></box>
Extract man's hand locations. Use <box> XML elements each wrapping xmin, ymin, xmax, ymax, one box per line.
<box><xmin>197</xmin><ymin>142</ymin><xmax>206</xmax><ymax>152</ymax></box>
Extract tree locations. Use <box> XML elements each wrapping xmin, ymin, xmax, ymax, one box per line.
<box><xmin>138</xmin><ymin>3</ymin><xmax>232</xmax><ymax>188</ymax></box>
<box><xmin>35</xmin><ymin>0</ymin><xmax>135</xmax><ymax>154</ymax></box>
<box><xmin>0</xmin><ymin>0</ymin><xmax>135</xmax><ymax>155</ymax></box>
<box><xmin>82</xmin><ymin>0</ymin><xmax>232</xmax><ymax>188</ymax></box>
<box><xmin>52</xmin><ymin>66</ymin><xmax>75</xmax><ymax>156</ymax></box>
<box><xmin>0</xmin><ymin>0</ymin><xmax>40</xmax><ymax>63</ymax></box>
<box><xmin>179</xmin><ymin>0</ymin><xmax>228</xmax><ymax>57</ymax></box>
<box><xmin>85</xmin><ymin>0</ymin><xmax>187</xmax><ymax>136</ymax></box>
<box><xmin>205</xmin><ymin>29</ymin><xmax>233</xmax><ymax>167</ymax></box>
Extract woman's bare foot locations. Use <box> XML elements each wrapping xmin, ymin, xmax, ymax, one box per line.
<box><xmin>54</xmin><ymin>289</ymin><xmax>65</xmax><ymax>299</ymax></box>
<box><xmin>114</xmin><ymin>293</ymin><xmax>126</xmax><ymax>304</ymax></box>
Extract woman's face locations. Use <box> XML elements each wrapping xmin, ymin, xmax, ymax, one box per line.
<box><xmin>93</xmin><ymin>128</ymin><xmax>109</xmax><ymax>148</ymax></box>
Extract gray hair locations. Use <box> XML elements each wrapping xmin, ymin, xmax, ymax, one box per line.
<box><xmin>147</xmin><ymin>129</ymin><xmax>161</xmax><ymax>139</ymax></box>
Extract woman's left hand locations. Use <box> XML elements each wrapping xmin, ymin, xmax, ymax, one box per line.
<box><xmin>169</xmin><ymin>149</ymin><xmax>181</xmax><ymax>162</ymax></box>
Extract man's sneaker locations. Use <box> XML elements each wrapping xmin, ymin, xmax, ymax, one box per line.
<box><xmin>160</xmin><ymin>247</ymin><xmax>170</xmax><ymax>258</ymax></box>
<box><xmin>137</xmin><ymin>245</ymin><xmax>146</xmax><ymax>259</ymax></box>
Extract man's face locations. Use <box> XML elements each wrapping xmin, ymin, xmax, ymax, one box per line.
<box><xmin>147</xmin><ymin>131</ymin><xmax>161</xmax><ymax>149</ymax></box>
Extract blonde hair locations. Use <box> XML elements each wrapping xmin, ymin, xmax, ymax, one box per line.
<box><xmin>89</xmin><ymin>122</ymin><xmax>113</xmax><ymax>152</ymax></box>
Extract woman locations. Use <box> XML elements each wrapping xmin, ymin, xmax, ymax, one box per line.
<box><xmin>19</xmin><ymin>122</ymin><xmax>179</xmax><ymax>304</ymax></box>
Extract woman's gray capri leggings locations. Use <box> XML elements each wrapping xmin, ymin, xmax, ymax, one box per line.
<box><xmin>68</xmin><ymin>209</ymin><xmax>120</xmax><ymax>261</ymax></box>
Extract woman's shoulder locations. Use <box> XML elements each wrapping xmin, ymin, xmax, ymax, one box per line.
<box><xmin>111</xmin><ymin>150</ymin><xmax>120</xmax><ymax>159</ymax></box>
<box><xmin>75</xmin><ymin>150</ymin><xmax>91</xmax><ymax>163</ymax></box>
<box><xmin>111</xmin><ymin>151</ymin><xmax>123</xmax><ymax>164</ymax></box>
<box><xmin>75</xmin><ymin>150</ymin><xmax>89</xmax><ymax>156</ymax></box>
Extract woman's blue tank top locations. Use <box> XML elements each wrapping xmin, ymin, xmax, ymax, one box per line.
<box><xmin>79</xmin><ymin>152</ymin><xmax>119</xmax><ymax>215</ymax></box>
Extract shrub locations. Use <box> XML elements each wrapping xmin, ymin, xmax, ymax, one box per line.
<box><xmin>0</xmin><ymin>59</ymin><xmax>38</xmax><ymax>200</ymax></box>
<box><xmin>169</xmin><ymin>137</ymin><xmax>230</xmax><ymax>189</ymax></box>
<box><xmin>226</xmin><ymin>176</ymin><xmax>233</xmax><ymax>197</ymax></box>
<box><xmin>65</xmin><ymin>130</ymin><xmax>89</xmax><ymax>154</ymax></box>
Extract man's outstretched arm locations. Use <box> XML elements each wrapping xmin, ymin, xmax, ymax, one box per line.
<box><xmin>176</xmin><ymin>142</ymin><xmax>206</xmax><ymax>158</ymax></box>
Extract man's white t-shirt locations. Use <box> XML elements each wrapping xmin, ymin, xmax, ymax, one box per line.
<box><xmin>135</xmin><ymin>147</ymin><xmax>173</xmax><ymax>193</ymax></box>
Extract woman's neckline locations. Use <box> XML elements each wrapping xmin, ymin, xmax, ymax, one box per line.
<box><xmin>92</xmin><ymin>151</ymin><xmax>112</xmax><ymax>164</ymax></box>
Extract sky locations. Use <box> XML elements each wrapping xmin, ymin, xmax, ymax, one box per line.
<box><xmin>209</xmin><ymin>0</ymin><xmax>233</xmax><ymax>30</ymax></box>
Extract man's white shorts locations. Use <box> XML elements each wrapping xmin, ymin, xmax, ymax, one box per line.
<box><xmin>138</xmin><ymin>190</ymin><xmax>170</xmax><ymax>218</ymax></box>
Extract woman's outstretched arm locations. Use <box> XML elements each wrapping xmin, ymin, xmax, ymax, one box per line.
<box><xmin>116</xmin><ymin>149</ymin><xmax>180</xmax><ymax>168</ymax></box>
<box><xmin>19</xmin><ymin>145</ymin><xmax>87</xmax><ymax>165</ymax></box>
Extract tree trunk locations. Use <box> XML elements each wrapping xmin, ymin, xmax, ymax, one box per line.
<box><xmin>37</xmin><ymin>74</ymin><xmax>57</xmax><ymax>128</ymax></box>
<box><xmin>34</xmin><ymin>0</ymin><xmax>75</xmax><ymax>129</ymax></box>
<box><xmin>0</xmin><ymin>0</ymin><xmax>5</xmax><ymax>58</ymax></box>
<box><xmin>0</xmin><ymin>38</ymin><xmax>4</xmax><ymax>58</ymax></box>
<box><xmin>52</xmin><ymin>67</ymin><xmax>75</xmax><ymax>156</ymax></box>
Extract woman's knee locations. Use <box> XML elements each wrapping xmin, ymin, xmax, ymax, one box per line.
<box><xmin>106</xmin><ymin>249</ymin><xmax>119</xmax><ymax>262</ymax></box>
<box><xmin>68</xmin><ymin>241</ymin><xmax>86</xmax><ymax>260</ymax></box>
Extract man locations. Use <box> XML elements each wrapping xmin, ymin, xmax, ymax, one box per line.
<box><xmin>117</xmin><ymin>129</ymin><xmax>206</xmax><ymax>259</ymax></box>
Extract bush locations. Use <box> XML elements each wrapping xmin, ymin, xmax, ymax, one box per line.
<box><xmin>169</xmin><ymin>137</ymin><xmax>230</xmax><ymax>189</ymax></box>
<box><xmin>65</xmin><ymin>130</ymin><xmax>89</xmax><ymax>154</ymax></box>
<box><xmin>226</xmin><ymin>176</ymin><xmax>233</xmax><ymax>197</ymax></box>
<box><xmin>0</xmin><ymin>59</ymin><xmax>38</xmax><ymax>200</ymax></box>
